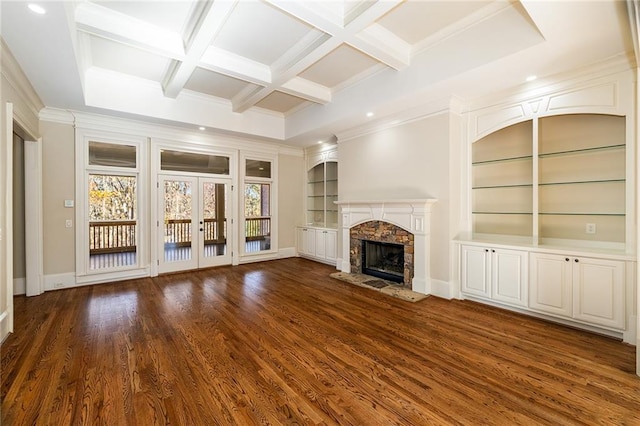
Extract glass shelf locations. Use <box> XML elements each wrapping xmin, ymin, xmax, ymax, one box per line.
<box><xmin>472</xmin><ymin>212</ymin><xmax>533</xmax><ymax>215</ymax></box>
<box><xmin>538</xmin><ymin>179</ymin><xmax>624</xmax><ymax>186</ymax></box>
<box><xmin>539</xmin><ymin>212</ymin><xmax>624</xmax><ymax>216</ymax></box>
<box><xmin>538</xmin><ymin>143</ymin><xmax>625</xmax><ymax>158</ymax></box>
<box><xmin>472</xmin><ymin>184</ymin><xmax>533</xmax><ymax>189</ymax></box>
<box><xmin>307</xmin><ymin>161</ymin><xmax>338</xmax><ymax>228</ymax></box>
<box><xmin>472</xmin><ymin>155</ymin><xmax>533</xmax><ymax>166</ymax></box>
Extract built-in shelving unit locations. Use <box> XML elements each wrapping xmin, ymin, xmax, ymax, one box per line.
<box><xmin>307</xmin><ymin>161</ymin><xmax>338</xmax><ymax>228</ymax></box>
<box><xmin>472</xmin><ymin>120</ymin><xmax>533</xmax><ymax>236</ymax></box>
<box><xmin>472</xmin><ymin>114</ymin><xmax>626</xmax><ymax>245</ymax></box>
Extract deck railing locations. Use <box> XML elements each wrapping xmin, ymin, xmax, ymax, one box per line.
<box><xmin>245</xmin><ymin>217</ymin><xmax>270</xmax><ymax>241</ymax></box>
<box><xmin>89</xmin><ymin>220</ymin><xmax>136</xmax><ymax>254</ymax></box>
<box><xmin>90</xmin><ymin>217</ymin><xmax>270</xmax><ymax>254</ymax></box>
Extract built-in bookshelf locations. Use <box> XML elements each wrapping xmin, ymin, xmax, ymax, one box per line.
<box><xmin>472</xmin><ymin>114</ymin><xmax>626</xmax><ymax>244</ymax></box>
<box><xmin>472</xmin><ymin>120</ymin><xmax>533</xmax><ymax>236</ymax></box>
<box><xmin>307</xmin><ymin>161</ymin><xmax>338</xmax><ymax>228</ymax></box>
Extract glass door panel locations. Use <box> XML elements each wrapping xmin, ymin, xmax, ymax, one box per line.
<box><xmin>199</xmin><ymin>179</ymin><xmax>231</xmax><ymax>267</ymax></box>
<box><xmin>160</xmin><ymin>176</ymin><xmax>197</xmax><ymax>273</ymax></box>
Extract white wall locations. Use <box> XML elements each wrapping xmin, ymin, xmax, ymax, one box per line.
<box><xmin>338</xmin><ymin>112</ymin><xmax>458</xmax><ymax>286</ymax></box>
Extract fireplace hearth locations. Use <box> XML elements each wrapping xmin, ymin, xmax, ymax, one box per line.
<box><xmin>362</xmin><ymin>240</ymin><xmax>404</xmax><ymax>283</ymax></box>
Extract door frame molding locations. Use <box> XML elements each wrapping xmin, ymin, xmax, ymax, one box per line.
<box><xmin>24</xmin><ymin>138</ymin><xmax>44</xmax><ymax>296</ymax></box>
<box><xmin>150</xmin><ymin>140</ymin><xmax>238</xmax><ymax>276</ymax></box>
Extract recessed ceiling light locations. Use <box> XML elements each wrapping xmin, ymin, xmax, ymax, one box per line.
<box><xmin>526</xmin><ymin>75</ymin><xmax>537</xmax><ymax>82</ymax></box>
<box><xmin>366</xmin><ymin>112</ymin><xmax>374</xmax><ymax>117</ymax></box>
<box><xmin>28</xmin><ymin>4</ymin><xmax>46</xmax><ymax>14</ymax></box>
<box><xmin>317</xmin><ymin>140</ymin><xmax>323</xmax><ymax>144</ymax></box>
<box><xmin>198</xmin><ymin>126</ymin><xmax>205</xmax><ymax>131</ymax></box>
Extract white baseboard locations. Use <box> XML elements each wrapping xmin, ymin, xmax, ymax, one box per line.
<box><xmin>278</xmin><ymin>247</ymin><xmax>296</xmax><ymax>259</ymax></box>
<box><xmin>0</xmin><ymin>310</ymin><xmax>11</xmax><ymax>343</ymax></box>
<box><xmin>44</xmin><ymin>273</ymin><xmax>77</xmax><ymax>291</ymax></box>
<box><xmin>624</xmin><ymin>314</ymin><xmax>637</xmax><ymax>346</ymax></box>
<box><xmin>13</xmin><ymin>277</ymin><xmax>25</xmax><ymax>295</ymax></box>
<box><xmin>430</xmin><ymin>279</ymin><xmax>454</xmax><ymax>299</ymax></box>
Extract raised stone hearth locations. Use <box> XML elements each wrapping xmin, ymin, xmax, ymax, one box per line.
<box><xmin>335</xmin><ymin>199</ymin><xmax>437</xmax><ymax>295</ymax></box>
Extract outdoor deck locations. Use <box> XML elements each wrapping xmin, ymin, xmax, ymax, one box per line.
<box><xmin>89</xmin><ymin>218</ymin><xmax>270</xmax><ymax>270</ymax></box>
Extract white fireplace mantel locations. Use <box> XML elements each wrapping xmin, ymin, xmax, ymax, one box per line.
<box><xmin>335</xmin><ymin>199</ymin><xmax>437</xmax><ymax>295</ymax></box>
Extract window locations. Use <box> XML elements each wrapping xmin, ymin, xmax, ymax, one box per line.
<box><xmin>161</xmin><ymin>149</ymin><xmax>230</xmax><ymax>175</ymax></box>
<box><xmin>244</xmin><ymin>183</ymin><xmax>271</xmax><ymax>252</ymax></box>
<box><xmin>88</xmin><ymin>174</ymin><xmax>137</xmax><ymax>270</ymax></box>
<box><xmin>77</xmin><ymin>134</ymin><xmax>147</xmax><ymax>282</ymax></box>
<box><xmin>242</xmin><ymin>155</ymin><xmax>275</xmax><ymax>255</ymax></box>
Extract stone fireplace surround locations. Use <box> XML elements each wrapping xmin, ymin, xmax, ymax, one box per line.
<box><xmin>350</xmin><ymin>221</ymin><xmax>414</xmax><ymax>288</ymax></box>
<box><xmin>335</xmin><ymin>199</ymin><xmax>437</xmax><ymax>295</ymax></box>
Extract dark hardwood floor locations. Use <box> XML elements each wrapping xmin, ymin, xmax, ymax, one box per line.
<box><xmin>2</xmin><ymin>257</ymin><xmax>639</xmax><ymax>425</ymax></box>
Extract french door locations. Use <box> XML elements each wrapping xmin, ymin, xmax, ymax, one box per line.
<box><xmin>158</xmin><ymin>175</ymin><xmax>231</xmax><ymax>273</ymax></box>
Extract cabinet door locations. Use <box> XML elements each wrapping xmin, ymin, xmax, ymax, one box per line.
<box><xmin>324</xmin><ymin>230</ymin><xmax>337</xmax><ymax>261</ymax></box>
<box><xmin>461</xmin><ymin>245</ymin><xmax>491</xmax><ymax>298</ymax></box>
<box><xmin>298</xmin><ymin>228</ymin><xmax>316</xmax><ymax>256</ymax></box>
<box><xmin>572</xmin><ymin>258</ymin><xmax>625</xmax><ymax>329</ymax></box>
<box><xmin>315</xmin><ymin>229</ymin><xmax>326</xmax><ymax>258</ymax></box>
<box><xmin>529</xmin><ymin>253</ymin><xmax>573</xmax><ymax>317</ymax></box>
<box><xmin>491</xmin><ymin>249</ymin><xmax>528</xmax><ymax>307</ymax></box>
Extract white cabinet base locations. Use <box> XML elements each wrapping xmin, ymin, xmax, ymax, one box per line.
<box><xmin>297</xmin><ymin>226</ymin><xmax>337</xmax><ymax>266</ymax></box>
<box><xmin>459</xmin><ymin>241</ymin><xmax>634</xmax><ymax>344</ymax></box>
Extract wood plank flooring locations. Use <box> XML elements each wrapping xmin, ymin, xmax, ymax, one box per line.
<box><xmin>2</xmin><ymin>257</ymin><xmax>639</xmax><ymax>425</ymax></box>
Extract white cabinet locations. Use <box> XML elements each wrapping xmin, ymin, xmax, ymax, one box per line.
<box><xmin>297</xmin><ymin>227</ymin><xmax>316</xmax><ymax>257</ymax></box>
<box><xmin>529</xmin><ymin>253</ymin><xmax>625</xmax><ymax>329</ymax></box>
<box><xmin>297</xmin><ymin>226</ymin><xmax>337</xmax><ymax>265</ymax></box>
<box><xmin>461</xmin><ymin>245</ymin><xmax>528</xmax><ymax>308</ymax></box>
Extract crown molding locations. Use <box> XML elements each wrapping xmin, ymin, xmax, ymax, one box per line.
<box><xmin>39</xmin><ymin>107</ymin><xmax>303</xmax><ymax>157</ymax></box>
<box><xmin>336</xmin><ymin>96</ymin><xmax>456</xmax><ymax>143</ymax></box>
<box><xmin>1</xmin><ymin>38</ymin><xmax>44</xmax><ymax>133</ymax></box>
<box><xmin>467</xmin><ymin>53</ymin><xmax>635</xmax><ymax>113</ymax></box>
<box><xmin>39</xmin><ymin>107</ymin><xmax>76</xmax><ymax>125</ymax></box>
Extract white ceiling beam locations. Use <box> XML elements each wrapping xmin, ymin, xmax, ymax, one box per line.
<box><xmin>232</xmin><ymin>30</ymin><xmax>336</xmax><ymax>112</ymax></box>
<box><xmin>354</xmin><ymin>24</ymin><xmax>410</xmax><ymax>71</ymax></box>
<box><xmin>200</xmin><ymin>46</ymin><xmax>271</xmax><ymax>86</ymax></box>
<box><xmin>229</xmin><ymin>0</ymin><xmax>406</xmax><ymax>113</ymax></box>
<box><xmin>162</xmin><ymin>0</ymin><xmax>238</xmax><ymax>98</ymax></box>
<box><xmin>266</xmin><ymin>0</ymin><xmax>407</xmax><ymax>69</ymax></box>
<box><xmin>74</xmin><ymin>2</ymin><xmax>184</xmax><ymax>59</ymax></box>
<box><xmin>280</xmin><ymin>77</ymin><xmax>331</xmax><ymax>104</ymax></box>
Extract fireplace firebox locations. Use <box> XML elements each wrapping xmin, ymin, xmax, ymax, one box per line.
<box><xmin>361</xmin><ymin>240</ymin><xmax>404</xmax><ymax>283</ymax></box>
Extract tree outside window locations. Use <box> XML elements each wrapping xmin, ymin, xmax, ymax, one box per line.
<box><xmin>244</xmin><ymin>183</ymin><xmax>271</xmax><ymax>250</ymax></box>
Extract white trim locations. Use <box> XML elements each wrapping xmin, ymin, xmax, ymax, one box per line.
<box><xmin>4</xmin><ymin>103</ymin><xmax>14</xmax><ymax>336</ymax></box>
<box><xmin>336</xmin><ymin>98</ymin><xmax>453</xmax><ymax>143</ymax></box>
<box><xmin>336</xmin><ymin>199</ymin><xmax>438</xmax><ymax>295</ymax></box>
<box><xmin>151</xmin><ymin>139</ymin><xmax>238</xmax><ymax>273</ymax></box>
<box><xmin>13</xmin><ymin>278</ymin><xmax>25</xmax><ymax>295</ymax></box>
<box><xmin>0</xmin><ymin>39</ymin><xmax>44</xmax><ymax>127</ymax></box>
<box><xmin>0</xmin><ymin>310</ymin><xmax>10</xmax><ymax>343</ymax></box>
<box><xmin>75</xmin><ymin>127</ymin><xmax>150</xmax><ymax>284</ymax></box>
<box><xmin>43</xmin><ymin>272</ymin><xmax>77</xmax><ymax>290</ymax></box>
<box><xmin>240</xmin><ymin>151</ymin><xmax>278</xmax><ymax>259</ymax></box>
<box><xmin>277</xmin><ymin>246</ymin><xmax>297</xmax><ymax>259</ymax></box>
<box><xmin>24</xmin><ymin>139</ymin><xmax>44</xmax><ymax>297</ymax></box>
<box><xmin>39</xmin><ymin>107</ymin><xmax>303</xmax><ymax>158</ymax></box>
<box><xmin>430</xmin><ymin>279</ymin><xmax>454</xmax><ymax>300</ymax></box>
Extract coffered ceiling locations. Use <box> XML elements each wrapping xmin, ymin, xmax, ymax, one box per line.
<box><xmin>1</xmin><ymin>1</ymin><xmax>634</xmax><ymax>146</ymax></box>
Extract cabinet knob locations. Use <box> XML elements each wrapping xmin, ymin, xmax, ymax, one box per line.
<box><xmin>574</xmin><ymin>258</ymin><xmax>579</xmax><ymax>263</ymax></box>
<box><xmin>491</xmin><ymin>249</ymin><xmax>495</xmax><ymax>253</ymax></box>
<box><xmin>485</xmin><ymin>249</ymin><xmax>489</xmax><ymax>252</ymax></box>
<box><xmin>565</xmin><ymin>258</ymin><xmax>570</xmax><ymax>262</ymax></box>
